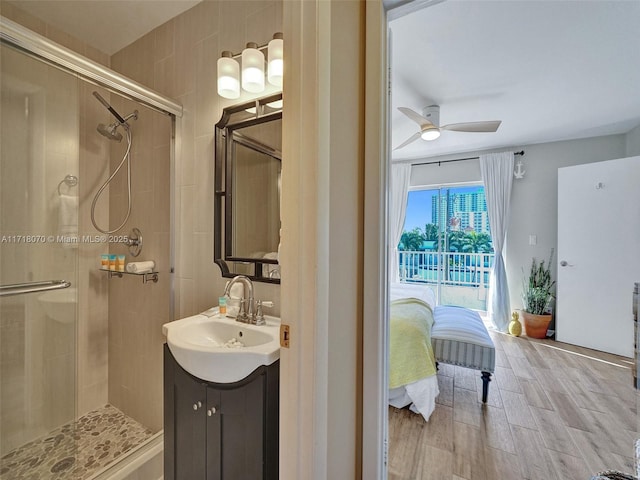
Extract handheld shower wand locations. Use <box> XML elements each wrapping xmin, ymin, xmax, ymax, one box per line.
<box><xmin>93</xmin><ymin>91</ymin><xmax>126</xmax><ymax>124</ymax></box>
<box><xmin>91</xmin><ymin>91</ymin><xmax>139</xmax><ymax>234</ymax></box>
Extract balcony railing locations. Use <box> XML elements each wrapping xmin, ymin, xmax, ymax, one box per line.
<box><xmin>398</xmin><ymin>250</ymin><xmax>495</xmax><ymax>288</ymax></box>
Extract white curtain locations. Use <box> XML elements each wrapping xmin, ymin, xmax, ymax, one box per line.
<box><xmin>479</xmin><ymin>152</ymin><xmax>514</xmax><ymax>332</ymax></box>
<box><xmin>389</xmin><ymin>163</ymin><xmax>411</xmax><ymax>283</ymax></box>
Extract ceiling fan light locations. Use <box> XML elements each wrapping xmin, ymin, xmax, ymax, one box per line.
<box><xmin>421</xmin><ymin>129</ymin><xmax>441</xmax><ymax>141</ymax></box>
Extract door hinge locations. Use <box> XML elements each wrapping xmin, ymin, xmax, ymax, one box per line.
<box><xmin>280</xmin><ymin>324</ymin><xmax>290</xmax><ymax>348</ymax></box>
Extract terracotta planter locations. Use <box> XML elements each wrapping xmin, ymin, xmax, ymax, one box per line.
<box><xmin>521</xmin><ymin>311</ymin><xmax>552</xmax><ymax>339</ymax></box>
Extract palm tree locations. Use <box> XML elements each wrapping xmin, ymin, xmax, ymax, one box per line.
<box><xmin>423</xmin><ymin>223</ymin><xmax>439</xmax><ymax>241</ymax></box>
<box><xmin>399</xmin><ymin>228</ymin><xmax>425</xmax><ymax>279</ymax></box>
<box><xmin>448</xmin><ymin>231</ymin><xmax>466</xmax><ymax>252</ymax></box>
<box><xmin>399</xmin><ymin>228</ymin><xmax>424</xmax><ymax>251</ymax></box>
<box><xmin>461</xmin><ymin>231</ymin><xmax>493</xmax><ymax>253</ymax></box>
<box><xmin>461</xmin><ymin>231</ymin><xmax>493</xmax><ymax>284</ymax></box>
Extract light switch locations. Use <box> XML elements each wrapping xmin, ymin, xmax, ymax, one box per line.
<box><xmin>529</xmin><ymin>234</ymin><xmax>537</xmax><ymax>246</ymax></box>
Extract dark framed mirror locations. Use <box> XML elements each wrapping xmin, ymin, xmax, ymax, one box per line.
<box><xmin>214</xmin><ymin>93</ymin><xmax>282</xmax><ymax>283</ymax></box>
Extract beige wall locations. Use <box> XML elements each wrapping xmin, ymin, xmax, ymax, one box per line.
<box><xmin>106</xmin><ymin>0</ymin><xmax>283</xmax><ymax>430</ymax></box>
<box><xmin>101</xmin><ymin>0</ymin><xmax>283</xmax><ymax>318</ymax></box>
<box><xmin>138</xmin><ymin>0</ymin><xmax>282</xmax><ymax>319</ymax></box>
<box><xmin>102</xmin><ymin>93</ymin><xmax>171</xmax><ymax>431</ymax></box>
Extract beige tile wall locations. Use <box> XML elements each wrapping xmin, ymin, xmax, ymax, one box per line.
<box><xmin>77</xmin><ymin>81</ymin><xmax>111</xmax><ymax>416</ymax></box>
<box><xmin>104</xmin><ymin>92</ymin><xmax>171</xmax><ymax>431</ymax></box>
<box><xmin>108</xmin><ymin>0</ymin><xmax>283</xmax><ymax>322</ymax></box>
<box><xmin>106</xmin><ymin>0</ymin><xmax>283</xmax><ymax>431</ymax></box>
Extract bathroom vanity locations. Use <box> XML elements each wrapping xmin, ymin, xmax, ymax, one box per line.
<box><xmin>163</xmin><ymin>345</ymin><xmax>279</xmax><ymax>479</ymax></box>
<box><xmin>162</xmin><ymin>310</ymin><xmax>281</xmax><ymax>480</ymax></box>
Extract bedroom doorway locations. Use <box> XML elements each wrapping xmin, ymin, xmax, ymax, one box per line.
<box><xmin>399</xmin><ymin>183</ymin><xmax>494</xmax><ymax>311</ymax></box>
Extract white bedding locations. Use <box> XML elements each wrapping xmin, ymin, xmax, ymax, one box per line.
<box><xmin>389</xmin><ymin>376</ymin><xmax>439</xmax><ymax>421</ymax></box>
<box><xmin>390</xmin><ymin>282</ymin><xmax>436</xmax><ymax>307</ymax></box>
<box><xmin>388</xmin><ymin>283</ymin><xmax>439</xmax><ymax>422</ymax></box>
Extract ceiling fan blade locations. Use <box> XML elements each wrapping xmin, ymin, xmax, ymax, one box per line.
<box><xmin>393</xmin><ymin>131</ymin><xmax>422</xmax><ymax>150</ymax></box>
<box><xmin>441</xmin><ymin>120</ymin><xmax>501</xmax><ymax>133</ymax></box>
<box><xmin>398</xmin><ymin>107</ymin><xmax>434</xmax><ymax>128</ymax></box>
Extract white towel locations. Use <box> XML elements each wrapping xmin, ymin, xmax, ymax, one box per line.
<box><xmin>58</xmin><ymin>194</ymin><xmax>78</xmax><ymax>248</ymax></box>
<box><xmin>225</xmin><ymin>281</ymin><xmax>245</xmax><ymax>317</ymax></box>
<box><xmin>126</xmin><ymin>260</ymin><xmax>156</xmax><ymax>274</ymax></box>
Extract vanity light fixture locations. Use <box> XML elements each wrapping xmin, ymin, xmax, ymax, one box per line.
<box><xmin>267</xmin><ymin>33</ymin><xmax>283</xmax><ymax>87</ymax></box>
<box><xmin>241</xmin><ymin>42</ymin><xmax>264</xmax><ymax>93</ymax></box>
<box><xmin>217</xmin><ymin>33</ymin><xmax>283</xmax><ymax>99</ymax></box>
<box><xmin>217</xmin><ymin>51</ymin><xmax>240</xmax><ymax>99</ymax></box>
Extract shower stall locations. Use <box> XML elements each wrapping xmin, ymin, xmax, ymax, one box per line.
<box><xmin>0</xmin><ymin>16</ymin><xmax>178</xmax><ymax>480</ymax></box>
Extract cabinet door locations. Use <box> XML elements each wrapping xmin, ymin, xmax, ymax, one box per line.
<box><xmin>206</xmin><ymin>374</ymin><xmax>266</xmax><ymax>479</ymax></box>
<box><xmin>173</xmin><ymin>360</ymin><xmax>207</xmax><ymax>480</ymax></box>
<box><xmin>205</xmin><ymin>388</ymin><xmax>221</xmax><ymax>480</ymax></box>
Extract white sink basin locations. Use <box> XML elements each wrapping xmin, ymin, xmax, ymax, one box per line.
<box><xmin>38</xmin><ymin>287</ymin><xmax>77</xmax><ymax>324</ymax></box>
<box><xmin>163</xmin><ymin>311</ymin><xmax>280</xmax><ymax>383</ymax></box>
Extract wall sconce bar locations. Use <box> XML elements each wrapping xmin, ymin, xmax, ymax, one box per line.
<box><xmin>217</xmin><ymin>33</ymin><xmax>283</xmax><ymax>99</ymax></box>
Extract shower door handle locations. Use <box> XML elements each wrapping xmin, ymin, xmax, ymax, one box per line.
<box><xmin>0</xmin><ymin>279</ymin><xmax>71</xmax><ymax>297</ymax></box>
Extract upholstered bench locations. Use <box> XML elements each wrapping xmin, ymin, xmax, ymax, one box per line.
<box><xmin>432</xmin><ymin>306</ymin><xmax>496</xmax><ymax>403</ymax></box>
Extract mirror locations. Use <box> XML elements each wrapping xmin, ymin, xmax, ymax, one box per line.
<box><xmin>215</xmin><ymin>93</ymin><xmax>282</xmax><ymax>283</ymax></box>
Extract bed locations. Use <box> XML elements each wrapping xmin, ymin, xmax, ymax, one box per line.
<box><xmin>388</xmin><ymin>283</ymin><xmax>496</xmax><ymax>422</ymax></box>
<box><xmin>388</xmin><ymin>283</ymin><xmax>439</xmax><ymax>422</ymax></box>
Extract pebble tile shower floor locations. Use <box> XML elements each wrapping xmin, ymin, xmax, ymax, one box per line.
<box><xmin>0</xmin><ymin>405</ymin><xmax>153</xmax><ymax>480</ymax></box>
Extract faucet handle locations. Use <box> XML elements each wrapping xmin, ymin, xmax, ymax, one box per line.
<box><xmin>254</xmin><ymin>300</ymin><xmax>273</xmax><ymax>326</ymax></box>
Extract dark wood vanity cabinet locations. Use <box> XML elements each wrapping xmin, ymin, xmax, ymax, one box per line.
<box><xmin>164</xmin><ymin>345</ymin><xmax>279</xmax><ymax>480</ymax></box>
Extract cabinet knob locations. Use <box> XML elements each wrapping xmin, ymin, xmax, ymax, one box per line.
<box><xmin>193</xmin><ymin>401</ymin><xmax>202</xmax><ymax>411</ymax></box>
<box><xmin>207</xmin><ymin>407</ymin><xmax>217</xmax><ymax>416</ymax></box>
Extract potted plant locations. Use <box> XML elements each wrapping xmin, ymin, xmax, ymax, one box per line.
<box><xmin>521</xmin><ymin>249</ymin><xmax>555</xmax><ymax>338</ymax></box>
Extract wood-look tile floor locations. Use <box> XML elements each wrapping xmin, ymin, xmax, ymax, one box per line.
<box><xmin>388</xmin><ymin>330</ymin><xmax>639</xmax><ymax>480</ymax></box>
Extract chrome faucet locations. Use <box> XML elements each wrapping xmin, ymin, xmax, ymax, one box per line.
<box><xmin>223</xmin><ymin>275</ymin><xmax>255</xmax><ymax>324</ymax></box>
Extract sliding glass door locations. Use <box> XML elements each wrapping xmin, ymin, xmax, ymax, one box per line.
<box><xmin>0</xmin><ymin>42</ymin><xmax>79</xmax><ymax>457</ymax></box>
<box><xmin>398</xmin><ymin>184</ymin><xmax>494</xmax><ymax>311</ymax></box>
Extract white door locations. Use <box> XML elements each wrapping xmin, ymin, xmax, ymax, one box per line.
<box><xmin>557</xmin><ymin>156</ymin><xmax>640</xmax><ymax>358</ymax></box>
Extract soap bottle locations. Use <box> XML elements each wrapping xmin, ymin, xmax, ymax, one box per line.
<box><xmin>219</xmin><ymin>296</ymin><xmax>227</xmax><ymax>316</ymax></box>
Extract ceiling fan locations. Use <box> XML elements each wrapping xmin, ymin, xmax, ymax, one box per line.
<box><xmin>395</xmin><ymin>105</ymin><xmax>502</xmax><ymax>150</ymax></box>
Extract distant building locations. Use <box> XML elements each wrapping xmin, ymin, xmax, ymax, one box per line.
<box><xmin>432</xmin><ymin>190</ymin><xmax>490</xmax><ymax>234</ymax></box>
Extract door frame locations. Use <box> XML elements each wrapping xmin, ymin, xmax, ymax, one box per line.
<box><xmin>362</xmin><ymin>2</ymin><xmax>390</xmax><ymax>479</ymax></box>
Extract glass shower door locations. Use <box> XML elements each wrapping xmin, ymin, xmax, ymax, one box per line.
<box><xmin>0</xmin><ymin>41</ymin><xmax>80</xmax><ymax>467</ymax></box>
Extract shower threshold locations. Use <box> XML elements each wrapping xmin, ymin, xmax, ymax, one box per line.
<box><xmin>0</xmin><ymin>404</ymin><xmax>154</xmax><ymax>480</ymax></box>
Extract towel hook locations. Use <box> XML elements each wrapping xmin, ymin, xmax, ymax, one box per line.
<box><xmin>58</xmin><ymin>174</ymin><xmax>78</xmax><ymax>195</ymax></box>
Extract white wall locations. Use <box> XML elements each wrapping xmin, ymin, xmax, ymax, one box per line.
<box><xmin>626</xmin><ymin>123</ymin><xmax>640</xmax><ymax>157</ymax></box>
<box><xmin>409</xmin><ymin>155</ymin><xmax>482</xmax><ymax>187</ymax></box>
<box><xmin>407</xmin><ymin>134</ymin><xmax>627</xmax><ymax>311</ymax></box>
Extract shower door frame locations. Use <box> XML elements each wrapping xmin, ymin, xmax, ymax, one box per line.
<box><xmin>1</xmin><ymin>14</ymin><xmax>180</xmax><ymax>336</ymax></box>
<box><xmin>1</xmin><ymin>14</ymin><xmax>181</xmax><ymax>474</ymax></box>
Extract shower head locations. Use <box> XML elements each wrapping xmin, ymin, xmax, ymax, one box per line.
<box><xmin>97</xmin><ymin>123</ymin><xmax>123</xmax><ymax>142</ymax></box>
<box><xmin>94</xmin><ymin>88</ymin><xmax>138</xmax><ymax>142</ymax></box>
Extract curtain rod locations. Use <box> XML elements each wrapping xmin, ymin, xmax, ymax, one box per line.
<box><xmin>412</xmin><ymin>150</ymin><xmax>525</xmax><ymax>167</ymax></box>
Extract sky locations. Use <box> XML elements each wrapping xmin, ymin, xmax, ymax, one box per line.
<box><xmin>402</xmin><ymin>186</ymin><xmax>484</xmax><ymax>232</ymax></box>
